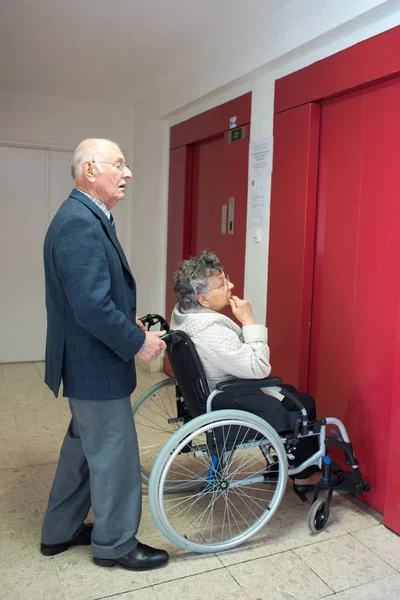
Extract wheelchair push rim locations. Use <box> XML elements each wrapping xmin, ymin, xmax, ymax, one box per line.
<box><xmin>148</xmin><ymin>409</ymin><xmax>288</xmax><ymax>554</ymax></box>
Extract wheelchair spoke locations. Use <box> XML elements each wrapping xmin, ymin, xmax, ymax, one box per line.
<box><xmin>151</xmin><ymin>413</ymin><xmax>288</xmax><ymax>551</ymax></box>
<box><xmin>223</xmin><ymin>431</ymin><xmax>262</xmax><ymax>478</ymax></box>
<box><xmin>229</xmin><ymin>486</ymin><xmax>269</xmax><ymax>514</ymax></box>
<box><xmin>133</xmin><ymin>380</ymin><xmax>209</xmax><ymax>491</ymax></box>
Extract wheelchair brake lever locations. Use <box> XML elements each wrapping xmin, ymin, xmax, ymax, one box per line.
<box><xmin>329</xmin><ymin>428</ymin><xmax>343</xmax><ymax>442</ymax></box>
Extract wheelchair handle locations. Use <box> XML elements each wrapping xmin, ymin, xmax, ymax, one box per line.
<box><xmin>139</xmin><ymin>313</ymin><xmax>170</xmax><ymax>333</ymax></box>
<box><xmin>278</xmin><ymin>387</ymin><xmax>309</xmax><ymax>435</ymax></box>
<box><xmin>160</xmin><ymin>332</ymin><xmax>172</xmax><ymax>344</ymax></box>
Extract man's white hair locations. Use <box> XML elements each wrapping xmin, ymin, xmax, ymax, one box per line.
<box><xmin>71</xmin><ymin>138</ymin><xmax>119</xmax><ymax>180</ymax></box>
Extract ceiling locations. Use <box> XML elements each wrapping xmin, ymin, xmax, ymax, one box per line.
<box><xmin>0</xmin><ymin>0</ymin><xmax>293</xmax><ymax>108</ymax></box>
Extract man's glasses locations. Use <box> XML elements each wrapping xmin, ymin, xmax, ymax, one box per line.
<box><xmin>92</xmin><ymin>160</ymin><xmax>130</xmax><ymax>172</ymax></box>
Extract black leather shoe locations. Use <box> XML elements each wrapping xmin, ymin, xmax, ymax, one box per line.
<box><xmin>40</xmin><ymin>523</ymin><xmax>93</xmax><ymax>556</ymax></box>
<box><xmin>93</xmin><ymin>542</ymin><xmax>169</xmax><ymax>571</ymax></box>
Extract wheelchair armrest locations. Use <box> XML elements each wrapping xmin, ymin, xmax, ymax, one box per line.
<box><xmin>215</xmin><ymin>377</ymin><xmax>309</xmax><ymax>436</ymax></box>
<box><xmin>216</xmin><ymin>376</ymin><xmax>282</xmax><ymax>394</ymax></box>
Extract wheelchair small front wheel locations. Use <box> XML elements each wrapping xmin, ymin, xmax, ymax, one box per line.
<box><xmin>308</xmin><ymin>498</ymin><xmax>330</xmax><ymax>534</ymax></box>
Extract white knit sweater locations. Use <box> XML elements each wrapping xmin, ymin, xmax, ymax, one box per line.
<box><xmin>170</xmin><ymin>305</ymin><xmax>272</xmax><ymax>391</ymax></box>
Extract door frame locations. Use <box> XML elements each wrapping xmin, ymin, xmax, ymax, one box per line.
<box><xmin>269</xmin><ymin>25</ymin><xmax>400</xmax><ymax>531</ymax></box>
<box><xmin>165</xmin><ymin>93</ymin><xmax>252</xmax><ymax>322</ymax></box>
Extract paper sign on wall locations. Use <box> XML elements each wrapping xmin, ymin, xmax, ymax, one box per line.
<box><xmin>250</xmin><ymin>184</ymin><xmax>267</xmax><ymax>226</ymax></box>
<box><xmin>250</xmin><ymin>136</ymin><xmax>273</xmax><ymax>176</ymax></box>
<box><xmin>229</xmin><ymin>116</ymin><xmax>237</xmax><ymax>129</ymax></box>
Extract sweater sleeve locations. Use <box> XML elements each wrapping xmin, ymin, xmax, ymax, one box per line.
<box><xmin>200</xmin><ymin>321</ymin><xmax>271</xmax><ymax>380</ymax></box>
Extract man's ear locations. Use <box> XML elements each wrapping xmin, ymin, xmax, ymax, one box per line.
<box><xmin>82</xmin><ymin>161</ymin><xmax>96</xmax><ymax>182</ymax></box>
<box><xmin>197</xmin><ymin>294</ymin><xmax>209</xmax><ymax>308</ymax></box>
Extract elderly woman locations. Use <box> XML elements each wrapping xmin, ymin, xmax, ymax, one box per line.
<box><xmin>170</xmin><ymin>250</ymin><xmax>321</xmax><ymax>495</ymax></box>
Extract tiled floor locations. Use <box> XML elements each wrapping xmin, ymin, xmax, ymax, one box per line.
<box><xmin>1</xmin><ymin>362</ymin><xmax>400</xmax><ymax>600</ymax></box>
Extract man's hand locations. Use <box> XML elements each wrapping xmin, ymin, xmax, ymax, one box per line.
<box><xmin>137</xmin><ymin>331</ymin><xmax>167</xmax><ymax>363</ymax></box>
<box><xmin>229</xmin><ymin>295</ymin><xmax>255</xmax><ymax>326</ymax></box>
<box><xmin>135</xmin><ymin>317</ymin><xmax>146</xmax><ymax>331</ymax></box>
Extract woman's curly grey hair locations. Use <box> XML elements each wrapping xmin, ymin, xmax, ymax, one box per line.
<box><xmin>172</xmin><ymin>251</ymin><xmax>223</xmax><ymax>312</ymax></box>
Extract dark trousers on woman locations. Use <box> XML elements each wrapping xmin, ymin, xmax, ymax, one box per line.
<box><xmin>214</xmin><ymin>383</ymin><xmax>319</xmax><ymax>478</ymax></box>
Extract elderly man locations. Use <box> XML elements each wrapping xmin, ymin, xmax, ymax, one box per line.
<box><xmin>40</xmin><ymin>138</ymin><xmax>168</xmax><ymax>571</ymax></box>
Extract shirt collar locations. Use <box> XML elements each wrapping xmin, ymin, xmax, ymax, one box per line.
<box><xmin>78</xmin><ymin>190</ymin><xmax>112</xmax><ymax>221</ymax></box>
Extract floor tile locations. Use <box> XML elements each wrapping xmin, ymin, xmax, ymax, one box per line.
<box><xmin>353</xmin><ymin>524</ymin><xmax>400</xmax><ymax>571</ymax></box>
<box><xmin>0</xmin><ymin>465</ymin><xmax>50</xmax><ymax>540</ymax></box>
<box><xmin>55</xmin><ymin>545</ymin><xmax>151</xmax><ymax>600</ymax></box>
<box><xmin>227</xmin><ymin>550</ymin><xmax>333</xmax><ymax>599</ymax></box>
<box><xmin>294</xmin><ymin>534</ymin><xmax>395</xmax><ymax>592</ymax></box>
<box><xmin>331</xmin><ymin>494</ymin><xmax>381</xmax><ymax>532</ymax></box>
<box><xmin>218</xmin><ymin>497</ymin><xmax>349</xmax><ymax>566</ymax></box>
<box><xmin>332</xmin><ymin>573</ymin><xmax>400</xmax><ymax>599</ymax></box>
<box><xmin>1</xmin><ymin>362</ymin><xmax>42</xmax><ymax>383</ymax></box>
<box><xmin>0</xmin><ymin>423</ymin><xmax>31</xmax><ymax>469</ymax></box>
<box><xmin>34</xmin><ymin>361</ymin><xmax>45</xmax><ymax>378</ymax></box>
<box><xmin>113</xmin><ymin>589</ymin><xmax>159</xmax><ymax>600</ymax></box>
<box><xmin>137</xmin><ymin>503</ymin><xmax>223</xmax><ymax>586</ymax></box>
<box><xmin>0</xmin><ymin>539</ymin><xmax>64</xmax><ymax>600</ymax></box>
<box><xmin>0</xmin><ymin>361</ymin><xmax>390</xmax><ymax>600</ymax></box>
<box><xmin>153</xmin><ymin>568</ymin><xmax>247</xmax><ymax>600</ymax></box>
<box><xmin>149</xmin><ymin>371</ymin><xmax>170</xmax><ymax>384</ymax></box>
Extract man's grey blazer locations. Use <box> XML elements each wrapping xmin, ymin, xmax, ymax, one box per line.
<box><xmin>43</xmin><ymin>188</ymin><xmax>146</xmax><ymax>400</ymax></box>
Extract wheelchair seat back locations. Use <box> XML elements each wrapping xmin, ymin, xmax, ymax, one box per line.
<box><xmin>166</xmin><ymin>330</ymin><xmax>210</xmax><ymax>418</ymax></box>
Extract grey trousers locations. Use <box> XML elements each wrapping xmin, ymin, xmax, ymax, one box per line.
<box><xmin>41</xmin><ymin>396</ymin><xmax>142</xmax><ymax>559</ymax></box>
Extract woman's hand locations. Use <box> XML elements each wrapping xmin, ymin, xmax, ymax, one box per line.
<box><xmin>229</xmin><ymin>295</ymin><xmax>255</xmax><ymax>326</ymax></box>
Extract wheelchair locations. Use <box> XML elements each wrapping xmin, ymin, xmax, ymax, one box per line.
<box><xmin>133</xmin><ymin>313</ymin><xmax>370</xmax><ymax>554</ymax></box>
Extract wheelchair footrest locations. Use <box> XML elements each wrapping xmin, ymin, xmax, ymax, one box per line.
<box><xmin>330</xmin><ymin>470</ymin><xmax>369</xmax><ymax>496</ymax></box>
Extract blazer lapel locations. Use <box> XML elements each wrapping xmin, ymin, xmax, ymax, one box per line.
<box><xmin>70</xmin><ymin>189</ymin><xmax>133</xmax><ymax>276</ymax></box>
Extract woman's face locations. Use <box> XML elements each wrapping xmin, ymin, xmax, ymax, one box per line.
<box><xmin>198</xmin><ymin>271</ymin><xmax>234</xmax><ymax>312</ymax></box>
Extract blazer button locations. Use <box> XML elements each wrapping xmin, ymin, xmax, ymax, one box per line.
<box><xmin>132</xmin><ymin>307</ymin><xmax>136</xmax><ymax>313</ymax></box>
<box><xmin>128</xmin><ymin>281</ymin><xmax>134</xmax><ymax>288</ymax></box>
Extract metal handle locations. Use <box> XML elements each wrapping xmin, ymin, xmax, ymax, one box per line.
<box><xmin>228</xmin><ymin>197</ymin><xmax>235</xmax><ymax>235</ymax></box>
<box><xmin>221</xmin><ymin>205</ymin><xmax>227</xmax><ymax>234</ymax></box>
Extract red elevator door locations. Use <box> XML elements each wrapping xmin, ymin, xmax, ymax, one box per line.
<box><xmin>190</xmin><ymin>128</ymin><xmax>250</xmax><ymax>299</ymax></box>
<box><xmin>309</xmin><ymin>79</ymin><xmax>400</xmax><ymax>517</ymax></box>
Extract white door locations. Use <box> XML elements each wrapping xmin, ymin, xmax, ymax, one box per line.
<box><xmin>0</xmin><ymin>146</ymin><xmax>73</xmax><ymax>362</ymax></box>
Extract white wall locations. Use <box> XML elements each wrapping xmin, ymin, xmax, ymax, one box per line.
<box><xmin>133</xmin><ymin>3</ymin><xmax>400</xmax><ymax>325</ymax></box>
<box><xmin>130</xmin><ymin>117</ymin><xmax>170</xmax><ymax>318</ymax></box>
<box><xmin>0</xmin><ymin>89</ymin><xmax>136</xmax><ymax>258</ymax></box>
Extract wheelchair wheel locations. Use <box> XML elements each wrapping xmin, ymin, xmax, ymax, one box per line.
<box><xmin>148</xmin><ymin>409</ymin><xmax>288</xmax><ymax>554</ymax></box>
<box><xmin>308</xmin><ymin>498</ymin><xmax>330</xmax><ymax>534</ymax></box>
<box><xmin>132</xmin><ymin>378</ymin><xmax>207</xmax><ymax>491</ymax></box>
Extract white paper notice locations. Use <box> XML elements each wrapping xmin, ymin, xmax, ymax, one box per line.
<box><xmin>250</xmin><ymin>184</ymin><xmax>267</xmax><ymax>225</ymax></box>
<box><xmin>250</xmin><ymin>137</ymin><xmax>273</xmax><ymax>176</ymax></box>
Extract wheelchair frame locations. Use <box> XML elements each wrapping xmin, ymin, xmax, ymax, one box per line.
<box><xmin>134</xmin><ymin>313</ymin><xmax>370</xmax><ymax>552</ymax></box>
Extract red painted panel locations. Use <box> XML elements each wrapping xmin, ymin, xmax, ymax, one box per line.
<box><xmin>170</xmin><ymin>93</ymin><xmax>251</xmax><ymax>150</ymax></box>
<box><xmin>275</xmin><ymin>25</ymin><xmax>400</xmax><ymax>114</ymax></box>
<box><xmin>165</xmin><ymin>145</ymin><xmax>192</xmax><ymax>323</ymax></box>
<box><xmin>346</xmin><ymin>79</ymin><xmax>400</xmax><ymax>513</ymax></box>
<box><xmin>191</xmin><ymin>127</ymin><xmax>250</xmax><ymax>300</ymax></box>
<box><xmin>267</xmin><ymin>103</ymin><xmax>320</xmax><ymax>389</ymax></box>
<box><xmin>308</xmin><ymin>92</ymin><xmax>364</xmax><ymax>425</ymax></box>
<box><xmin>191</xmin><ymin>135</ymin><xmax>225</xmax><ymax>256</ymax></box>
<box><xmin>384</xmin><ymin>300</ymin><xmax>400</xmax><ymax>530</ymax></box>
<box><xmin>221</xmin><ymin>126</ymin><xmax>250</xmax><ymax>299</ymax></box>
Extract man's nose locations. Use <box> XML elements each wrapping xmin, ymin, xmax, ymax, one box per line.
<box><xmin>124</xmin><ymin>166</ymin><xmax>133</xmax><ymax>179</ymax></box>
<box><xmin>228</xmin><ymin>281</ymin><xmax>234</xmax><ymax>290</ymax></box>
